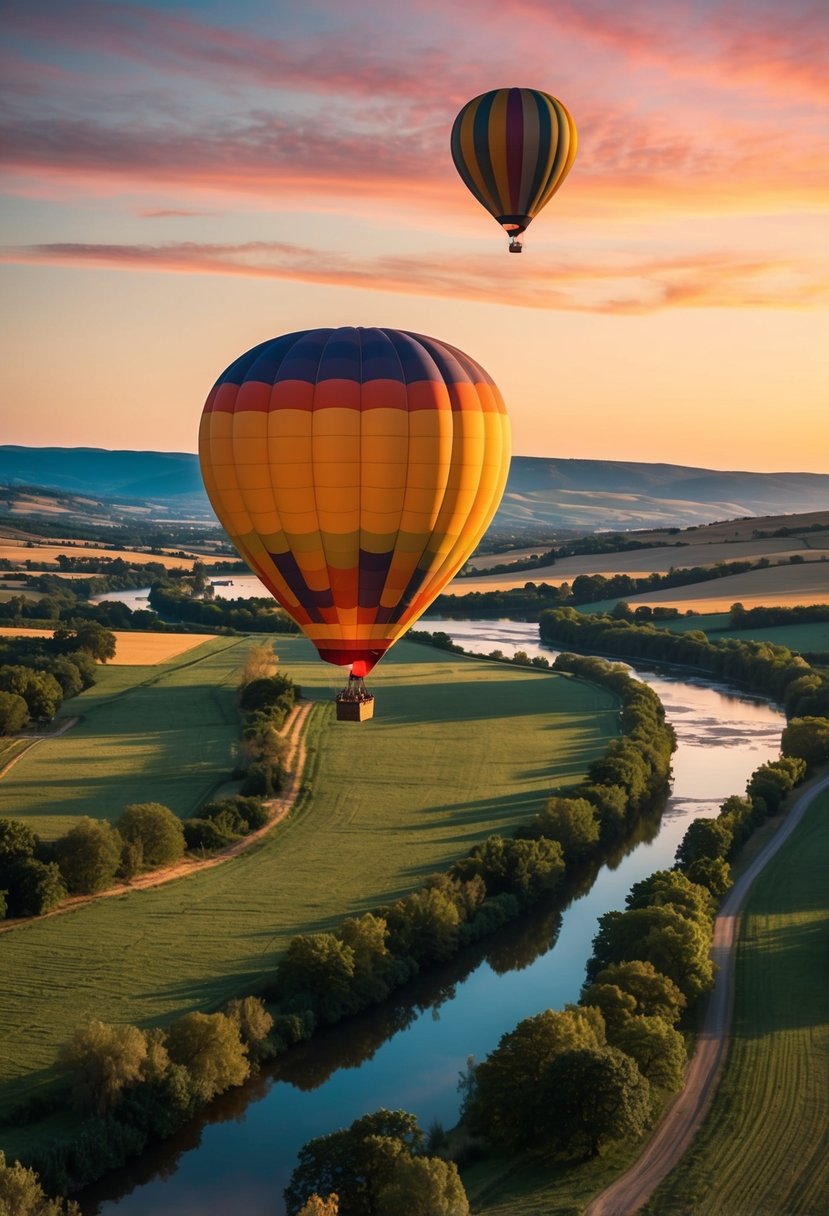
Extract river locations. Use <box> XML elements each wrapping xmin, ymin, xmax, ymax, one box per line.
<box><xmin>79</xmin><ymin>615</ymin><xmax>783</xmax><ymax>1215</ymax></box>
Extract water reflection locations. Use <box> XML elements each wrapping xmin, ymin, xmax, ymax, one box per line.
<box><xmin>80</xmin><ymin>619</ymin><xmax>783</xmax><ymax>1216</ymax></box>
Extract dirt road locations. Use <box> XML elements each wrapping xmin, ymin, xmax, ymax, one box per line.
<box><xmin>586</xmin><ymin>769</ymin><xmax>829</xmax><ymax>1216</ymax></box>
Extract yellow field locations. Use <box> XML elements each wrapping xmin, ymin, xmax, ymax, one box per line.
<box><xmin>0</xmin><ymin>627</ymin><xmax>214</xmax><ymax>665</ymax></box>
<box><xmin>0</xmin><ymin>541</ymin><xmax>201</xmax><ymax>568</ymax></box>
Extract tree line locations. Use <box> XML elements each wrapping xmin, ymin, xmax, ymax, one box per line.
<box><xmin>0</xmin><ymin>625</ymin><xmax>116</xmax><ymax>736</ymax></box>
<box><xmin>538</xmin><ymin>607</ymin><xmax>829</xmax><ymax>720</ymax></box>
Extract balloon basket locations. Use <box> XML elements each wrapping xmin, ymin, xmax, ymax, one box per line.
<box><xmin>335</xmin><ymin>674</ymin><xmax>375</xmax><ymax>722</ymax></box>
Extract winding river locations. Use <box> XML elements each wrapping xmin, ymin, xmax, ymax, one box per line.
<box><xmin>79</xmin><ymin>615</ymin><xmax>784</xmax><ymax>1215</ymax></box>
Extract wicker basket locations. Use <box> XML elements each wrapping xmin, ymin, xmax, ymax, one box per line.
<box><xmin>336</xmin><ymin>695</ymin><xmax>375</xmax><ymax>722</ymax></box>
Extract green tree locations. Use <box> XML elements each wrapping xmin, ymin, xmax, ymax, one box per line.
<box><xmin>275</xmin><ymin>933</ymin><xmax>357</xmax><ymax>1023</ymax></box>
<box><xmin>224</xmin><ymin>996</ymin><xmax>274</xmax><ymax>1066</ymax></box>
<box><xmin>534</xmin><ymin>796</ymin><xmax>599</xmax><ymax>861</ymax></box>
<box><xmin>451</xmin><ymin>835</ymin><xmax>565</xmax><ymax>905</ymax></box>
<box><xmin>377</xmin><ymin>1155</ymin><xmax>469</xmax><ymax>1216</ymax></box>
<box><xmin>284</xmin><ymin>1110</ymin><xmax>424</xmax><ymax>1216</ymax></box>
<box><xmin>59</xmin><ymin>1020</ymin><xmax>150</xmax><ymax>1115</ymax></box>
<box><xmin>464</xmin><ymin>1006</ymin><xmax>606</xmax><ymax>1149</ymax></box>
<box><xmin>165</xmin><ymin>1011</ymin><xmax>249</xmax><ymax>1103</ymax></box>
<box><xmin>588</xmin><ymin>906</ymin><xmax>714</xmax><ymax>1002</ymax></box>
<box><xmin>585</xmin><ymin>961</ymin><xmax>686</xmax><ymax>1025</ymax></box>
<box><xmin>0</xmin><ymin>667</ymin><xmax>62</xmax><ymax>719</ymax></box>
<box><xmin>54</xmin><ymin>817</ymin><xmax>122</xmax><ymax>894</ymax></box>
<box><xmin>3</xmin><ymin>858</ymin><xmax>67</xmax><ymax>918</ymax></box>
<box><xmin>781</xmin><ymin>716</ymin><xmax>829</xmax><ymax>767</ymax></box>
<box><xmin>0</xmin><ymin>690</ymin><xmax>28</xmax><ymax>735</ymax></box>
<box><xmin>626</xmin><ymin>870</ymin><xmax>713</xmax><ymax>922</ymax></box>
<box><xmin>579</xmin><ymin>982</ymin><xmax>637</xmax><ymax>1035</ymax></box>
<box><xmin>0</xmin><ymin>817</ymin><xmax>38</xmax><ymax>862</ymax></box>
<box><xmin>686</xmin><ymin>856</ymin><xmax>732</xmax><ymax>897</ymax></box>
<box><xmin>542</xmin><ymin>1046</ymin><xmax>650</xmax><ymax>1157</ymax></box>
<box><xmin>674</xmin><ymin>817</ymin><xmax>733</xmax><ymax>870</ymax></box>
<box><xmin>0</xmin><ymin>1150</ymin><xmax>80</xmax><ymax>1216</ymax></box>
<box><xmin>612</xmin><ymin>1014</ymin><xmax>687</xmax><ymax>1090</ymax></box>
<box><xmin>117</xmin><ymin>802</ymin><xmax>185</xmax><ymax>871</ymax></box>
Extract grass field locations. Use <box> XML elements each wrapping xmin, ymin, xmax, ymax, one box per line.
<box><xmin>0</xmin><ymin>636</ymin><xmax>247</xmax><ymax>837</ymax></box>
<box><xmin>0</xmin><ymin>635</ymin><xmax>619</xmax><ymax>1125</ymax></box>
<box><xmin>641</xmin><ymin>788</ymin><xmax>829</xmax><ymax>1216</ymax></box>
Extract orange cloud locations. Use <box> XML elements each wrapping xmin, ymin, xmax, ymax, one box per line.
<box><xmin>3</xmin><ymin>238</ymin><xmax>825</xmax><ymax>314</ymax></box>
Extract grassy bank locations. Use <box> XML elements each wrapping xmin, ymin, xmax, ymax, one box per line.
<box><xmin>0</xmin><ymin>636</ymin><xmax>618</xmax><ymax>1130</ymax></box>
<box><xmin>640</xmin><ymin>787</ymin><xmax>829</xmax><ymax>1216</ymax></box>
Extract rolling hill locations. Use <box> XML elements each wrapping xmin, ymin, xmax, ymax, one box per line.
<box><xmin>1</xmin><ymin>447</ymin><xmax>827</xmax><ymax>534</ymax></box>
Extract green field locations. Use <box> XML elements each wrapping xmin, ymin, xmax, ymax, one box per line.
<box><xmin>642</xmin><ymin>788</ymin><xmax>829</xmax><ymax>1216</ymax></box>
<box><xmin>0</xmin><ymin>635</ymin><xmax>618</xmax><ymax>1126</ymax></box>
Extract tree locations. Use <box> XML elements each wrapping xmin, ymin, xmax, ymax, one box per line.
<box><xmin>165</xmin><ymin>1011</ymin><xmax>249</xmax><ymax>1103</ymax></box>
<box><xmin>611</xmin><ymin>1014</ymin><xmax>687</xmax><ymax>1090</ymax></box>
<box><xmin>54</xmin><ymin>817</ymin><xmax>122</xmax><ymax>894</ymax></box>
<box><xmin>297</xmin><ymin>1197</ymin><xmax>339</xmax><ymax>1216</ymax></box>
<box><xmin>225</xmin><ymin>996</ymin><xmax>274</xmax><ymax>1065</ymax></box>
<box><xmin>2</xmin><ymin>857</ymin><xmax>67</xmax><ymax>918</ymax></box>
<box><xmin>0</xmin><ymin>1151</ymin><xmax>80</xmax><ymax>1216</ymax></box>
<box><xmin>587</xmin><ymin>906</ymin><xmax>714</xmax><ymax>1002</ymax></box>
<box><xmin>451</xmin><ymin>835</ymin><xmax>565</xmax><ymax>905</ymax></box>
<box><xmin>579</xmin><ymin>982</ymin><xmax>637</xmax><ymax>1035</ymax></box>
<box><xmin>674</xmin><ymin>817</ymin><xmax>732</xmax><ymax>870</ymax></box>
<box><xmin>781</xmin><ymin>716</ymin><xmax>829</xmax><ymax>767</ymax></box>
<box><xmin>685</xmin><ymin>856</ymin><xmax>732</xmax><ymax>897</ymax></box>
<box><xmin>534</xmin><ymin>796</ymin><xmax>599</xmax><ymax>861</ymax></box>
<box><xmin>377</xmin><ymin>1155</ymin><xmax>469</xmax><ymax>1216</ymax></box>
<box><xmin>239</xmin><ymin>642</ymin><xmax>279</xmax><ymax>687</ymax></box>
<box><xmin>464</xmin><ymin>1006</ymin><xmax>606</xmax><ymax>1149</ymax></box>
<box><xmin>626</xmin><ymin>870</ymin><xmax>713</xmax><ymax>922</ymax></box>
<box><xmin>586</xmin><ymin>961</ymin><xmax>686</xmax><ymax>1025</ymax></box>
<box><xmin>117</xmin><ymin>803</ymin><xmax>185</xmax><ymax>871</ymax></box>
<box><xmin>542</xmin><ymin>1047</ymin><xmax>650</xmax><ymax>1157</ymax></box>
<box><xmin>0</xmin><ymin>667</ymin><xmax>62</xmax><ymax>720</ymax></box>
<box><xmin>284</xmin><ymin>1110</ymin><xmax>424</xmax><ymax>1216</ymax></box>
<box><xmin>55</xmin><ymin>621</ymin><xmax>117</xmax><ymax>662</ymax></box>
<box><xmin>275</xmin><ymin>933</ymin><xmax>357</xmax><ymax>1023</ymax></box>
<box><xmin>0</xmin><ymin>690</ymin><xmax>28</xmax><ymax>735</ymax></box>
<box><xmin>0</xmin><ymin>818</ymin><xmax>37</xmax><ymax>862</ymax></box>
<box><xmin>59</xmin><ymin>1020</ymin><xmax>149</xmax><ymax>1115</ymax></box>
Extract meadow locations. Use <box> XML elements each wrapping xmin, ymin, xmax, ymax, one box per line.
<box><xmin>0</xmin><ymin>634</ymin><xmax>619</xmax><ymax>1125</ymax></box>
<box><xmin>641</xmin><ymin>788</ymin><xmax>829</xmax><ymax>1216</ymax></box>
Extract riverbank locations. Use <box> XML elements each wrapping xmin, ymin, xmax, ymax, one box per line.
<box><xmin>0</xmin><ymin>636</ymin><xmax>618</xmax><ymax>1133</ymax></box>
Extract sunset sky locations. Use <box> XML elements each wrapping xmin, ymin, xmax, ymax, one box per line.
<box><xmin>2</xmin><ymin>0</ymin><xmax>827</xmax><ymax>471</ymax></box>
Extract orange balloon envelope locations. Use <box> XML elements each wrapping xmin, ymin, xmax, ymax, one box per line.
<box><xmin>199</xmin><ymin>327</ymin><xmax>511</xmax><ymax>675</ymax></box>
<box><xmin>451</xmin><ymin>87</ymin><xmax>577</xmax><ymax>251</ymax></box>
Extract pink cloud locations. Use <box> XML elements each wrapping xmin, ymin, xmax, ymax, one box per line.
<box><xmin>3</xmin><ymin>238</ymin><xmax>824</xmax><ymax>315</ymax></box>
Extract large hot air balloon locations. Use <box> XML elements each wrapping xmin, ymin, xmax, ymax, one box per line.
<box><xmin>199</xmin><ymin>328</ymin><xmax>510</xmax><ymax>719</ymax></box>
<box><xmin>450</xmin><ymin>87</ymin><xmax>577</xmax><ymax>253</ymax></box>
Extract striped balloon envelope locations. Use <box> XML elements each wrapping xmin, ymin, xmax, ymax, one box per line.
<box><xmin>450</xmin><ymin>87</ymin><xmax>577</xmax><ymax>251</ymax></box>
<box><xmin>199</xmin><ymin>327</ymin><xmax>511</xmax><ymax>677</ymax></box>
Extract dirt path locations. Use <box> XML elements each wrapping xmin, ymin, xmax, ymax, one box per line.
<box><xmin>0</xmin><ymin>700</ymin><xmax>314</xmax><ymax>933</ymax></box>
<box><xmin>586</xmin><ymin>769</ymin><xmax>829</xmax><ymax>1216</ymax></box>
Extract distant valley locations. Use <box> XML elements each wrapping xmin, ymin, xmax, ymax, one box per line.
<box><xmin>1</xmin><ymin>445</ymin><xmax>827</xmax><ymax>535</ymax></box>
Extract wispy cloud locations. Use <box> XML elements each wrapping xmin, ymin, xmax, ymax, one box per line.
<box><xmin>3</xmin><ymin>238</ymin><xmax>824</xmax><ymax>314</ymax></box>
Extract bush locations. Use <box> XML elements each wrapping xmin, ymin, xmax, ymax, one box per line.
<box><xmin>54</xmin><ymin>818</ymin><xmax>122</xmax><ymax>895</ymax></box>
<box><xmin>117</xmin><ymin>803</ymin><xmax>185</xmax><ymax>870</ymax></box>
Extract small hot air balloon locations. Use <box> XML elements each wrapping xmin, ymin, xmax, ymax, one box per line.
<box><xmin>451</xmin><ymin>87</ymin><xmax>577</xmax><ymax>252</ymax></box>
<box><xmin>199</xmin><ymin>328</ymin><xmax>510</xmax><ymax>719</ymax></box>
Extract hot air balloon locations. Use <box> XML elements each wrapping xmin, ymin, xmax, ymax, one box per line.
<box><xmin>450</xmin><ymin>87</ymin><xmax>577</xmax><ymax>252</ymax></box>
<box><xmin>199</xmin><ymin>328</ymin><xmax>511</xmax><ymax>720</ymax></box>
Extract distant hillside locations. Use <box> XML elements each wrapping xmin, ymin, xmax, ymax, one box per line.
<box><xmin>1</xmin><ymin>447</ymin><xmax>827</xmax><ymax>533</ymax></box>
<box><xmin>496</xmin><ymin>457</ymin><xmax>829</xmax><ymax>531</ymax></box>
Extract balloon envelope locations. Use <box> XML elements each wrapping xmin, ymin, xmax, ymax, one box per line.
<box><xmin>451</xmin><ymin>87</ymin><xmax>577</xmax><ymax>246</ymax></box>
<box><xmin>199</xmin><ymin>328</ymin><xmax>510</xmax><ymax>674</ymax></box>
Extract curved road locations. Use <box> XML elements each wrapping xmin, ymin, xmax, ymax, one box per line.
<box><xmin>587</xmin><ymin>769</ymin><xmax>829</xmax><ymax>1216</ymax></box>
